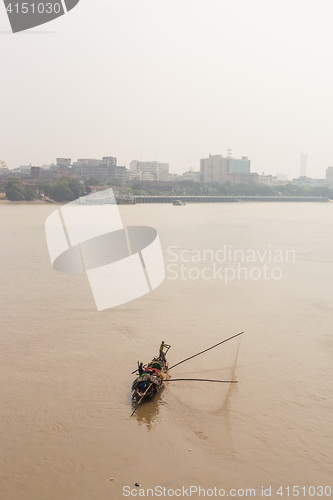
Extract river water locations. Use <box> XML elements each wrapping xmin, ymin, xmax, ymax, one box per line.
<box><xmin>0</xmin><ymin>202</ymin><xmax>332</xmax><ymax>500</ymax></box>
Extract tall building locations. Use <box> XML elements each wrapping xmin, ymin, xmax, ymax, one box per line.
<box><xmin>200</xmin><ymin>155</ymin><xmax>226</xmax><ymax>183</ymax></box>
<box><xmin>130</xmin><ymin>160</ymin><xmax>169</xmax><ymax>181</ymax></box>
<box><xmin>226</xmin><ymin>172</ymin><xmax>258</xmax><ymax>184</ymax></box>
<box><xmin>102</xmin><ymin>156</ymin><xmax>117</xmax><ymax>166</ymax></box>
<box><xmin>31</xmin><ymin>167</ymin><xmax>40</xmax><ymax>179</ymax></box>
<box><xmin>56</xmin><ymin>158</ymin><xmax>71</xmax><ymax>167</ymax></box>
<box><xmin>326</xmin><ymin>167</ymin><xmax>333</xmax><ymax>187</ymax></box>
<box><xmin>232</xmin><ymin>157</ymin><xmax>251</xmax><ymax>173</ymax></box>
<box><xmin>300</xmin><ymin>153</ymin><xmax>307</xmax><ymax>177</ymax></box>
<box><xmin>200</xmin><ymin>154</ymin><xmax>250</xmax><ymax>184</ymax></box>
<box><xmin>71</xmin><ymin>156</ymin><xmax>126</xmax><ymax>184</ymax></box>
<box><xmin>72</xmin><ymin>159</ymin><xmax>104</xmax><ymax>168</ymax></box>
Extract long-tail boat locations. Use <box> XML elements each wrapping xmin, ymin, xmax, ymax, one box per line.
<box><xmin>131</xmin><ymin>355</ymin><xmax>169</xmax><ymax>401</ymax></box>
<box><xmin>130</xmin><ymin>333</ymin><xmax>244</xmax><ymax>416</ymax></box>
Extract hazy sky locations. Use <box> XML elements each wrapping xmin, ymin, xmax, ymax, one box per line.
<box><xmin>1</xmin><ymin>0</ymin><xmax>333</xmax><ymax>179</ymax></box>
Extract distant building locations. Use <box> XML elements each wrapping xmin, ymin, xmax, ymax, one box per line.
<box><xmin>72</xmin><ymin>158</ymin><xmax>104</xmax><ymax>168</ymax></box>
<box><xmin>130</xmin><ymin>161</ymin><xmax>169</xmax><ymax>181</ymax></box>
<box><xmin>277</xmin><ymin>173</ymin><xmax>289</xmax><ymax>181</ymax></box>
<box><xmin>182</xmin><ymin>171</ymin><xmax>200</xmax><ymax>182</ymax></box>
<box><xmin>20</xmin><ymin>164</ymin><xmax>32</xmax><ymax>173</ymax></box>
<box><xmin>39</xmin><ymin>169</ymin><xmax>60</xmax><ymax>181</ymax></box>
<box><xmin>31</xmin><ymin>167</ymin><xmax>40</xmax><ymax>180</ymax></box>
<box><xmin>71</xmin><ymin>157</ymin><xmax>126</xmax><ymax>184</ymax></box>
<box><xmin>226</xmin><ymin>172</ymin><xmax>259</xmax><ymax>184</ymax></box>
<box><xmin>113</xmin><ymin>166</ymin><xmax>127</xmax><ymax>184</ymax></box>
<box><xmin>102</xmin><ymin>156</ymin><xmax>117</xmax><ymax>166</ymax></box>
<box><xmin>56</xmin><ymin>158</ymin><xmax>71</xmax><ymax>168</ymax></box>
<box><xmin>292</xmin><ymin>177</ymin><xmax>328</xmax><ymax>187</ymax></box>
<box><xmin>0</xmin><ymin>160</ymin><xmax>9</xmax><ymax>178</ymax></box>
<box><xmin>326</xmin><ymin>167</ymin><xmax>333</xmax><ymax>187</ymax></box>
<box><xmin>200</xmin><ymin>154</ymin><xmax>251</xmax><ymax>184</ymax></box>
<box><xmin>169</xmin><ymin>173</ymin><xmax>181</xmax><ymax>181</ymax></box>
<box><xmin>300</xmin><ymin>153</ymin><xmax>307</xmax><ymax>177</ymax></box>
<box><xmin>128</xmin><ymin>170</ymin><xmax>142</xmax><ymax>181</ymax></box>
<box><xmin>141</xmin><ymin>172</ymin><xmax>155</xmax><ymax>181</ymax></box>
<box><xmin>257</xmin><ymin>174</ymin><xmax>278</xmax><ymax>185</ymax></box>
<box><xmin>232</xmin><ymin>157</ymin><xmax>251</xmax><ymax>173</ymax></box>
<box><xmin>200</xmin><ymin>155</ymin><xmax>227</xmax><ymax>184</ymax></box>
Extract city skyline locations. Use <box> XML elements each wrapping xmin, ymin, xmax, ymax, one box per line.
<box><xmin>1</xmin><ymin>145</ymin><xmax>332</xmax><ymax>181</ymax></box>
<box><xmin>3</xmin><ymin>151</ymin><xmax>332</xmax><ymax>182</ymax></box>
<box><xmin>2</xmin><ymin>148</ymin><xmax>331</xmax><ymax>181</ymax></box>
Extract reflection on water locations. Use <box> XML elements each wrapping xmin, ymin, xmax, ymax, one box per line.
<box><xmin>132</xmin><ymin>391</ymin><xmax>167</xmax><ymax>429</ymax></box>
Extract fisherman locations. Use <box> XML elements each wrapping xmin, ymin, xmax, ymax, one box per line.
<box><xmin>138</xmin><ymin>362</ymin><xmax>144</xmax><ymax>375</ymax></box>
<box><xmin>159</xmin><ymin>341</ymin><xmax>170</xmax><ymax>361</ymax></box>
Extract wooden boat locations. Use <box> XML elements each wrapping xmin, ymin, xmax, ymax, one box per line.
<box><xmin>131</xmin><ymin>355</ymin><xmax>169</xmax><ymax>401</ymax></box>
<box><xmin>130</xmin><ymin>333</ymin><xmax>244</xmax><ymax>415</ymax></box>
<box><xmin>172</xmin><ymin>199</ymin><xmax>186</xmax><ymax>205</ymax></box>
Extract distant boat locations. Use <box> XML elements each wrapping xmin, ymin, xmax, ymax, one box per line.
<box><xmin>172</xmin><ymin>199</ymin><xmax>186</xmax><ymax>206</ymax></box>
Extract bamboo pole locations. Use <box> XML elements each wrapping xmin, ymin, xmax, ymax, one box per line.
<box><xmin>165</xmin><ymin>378</ymin><xmax>238</xmax><ymax>383</ymax></box>
<box><xmin>130</xmin><ymin>383</ymin><xmax>152</xmax><ymax>416</ymax></box>
<box><xmin>168</xmin><ymin>332</ymin><xmax>244</xmax><ymax>371</ymax></box>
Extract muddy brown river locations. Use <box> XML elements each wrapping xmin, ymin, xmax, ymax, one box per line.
<box><xmin>1</xmin><ymin>202</ymin><xmax>332</xmax><ymax>499</ymax></box>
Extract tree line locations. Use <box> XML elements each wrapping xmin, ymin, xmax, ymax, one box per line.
<box><xmin>4</xmin><ymin>176</ymin><xmax>85</xmax><ymax>202</ymax></box>
<box><xmin>3</xmin><ymin>176</ymin><xmax>333</xmax><ymax>201</ymax></box>
<box><xmin>130</xmin><ymin>180</ymin><xmax>333</xmax><ymax>198</ymax></box>
<box><xmin>5</xmin><ymin>177</ymin><xmax>37</xmax><ymax>201</ymax></box>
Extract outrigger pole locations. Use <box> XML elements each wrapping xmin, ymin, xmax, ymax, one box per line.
<box><xmin>165</xmin><ymin>379</ymin><xmax>238</xmax><ymax>383</ymax></box>
<box><xmin>168</xmin><ymin>331</ymin><xmax>244</xmax><ymax>371</ymax></box>
<box><xmin>131</xmin><ymin>384</ymin><xmax>152</xmax><ymax>417</ymax></box>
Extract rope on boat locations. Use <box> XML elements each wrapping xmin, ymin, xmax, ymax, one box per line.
<box><xmin>168</xmin><ymin>331</ymin><xmax>244</xmax><ymax>371</ymax></box>
<box><xmin>165</xmin><ymin>378</ymin><xmax>238</xmax><ymax>383</ymax></box>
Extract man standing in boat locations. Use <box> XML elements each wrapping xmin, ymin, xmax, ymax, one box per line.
<box><xmin>159</xmin><ymin>341</ymin><xmax>171</xmax><ymax>361</ymax></box>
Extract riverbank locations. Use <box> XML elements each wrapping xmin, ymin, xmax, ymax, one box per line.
<box><xmin>0</xmin><ymin>199</ymin><xmax>55</xmax><ymax>205</ymax></box>
<box><xmin>1</xmin><ymin>196</ymin><xmax>331</xmax><ymax>205</ymax></box>
<box><xmin>134</xmin><ymin>195</ymin><xmax>330</xmax><ymax>203</ymax></box>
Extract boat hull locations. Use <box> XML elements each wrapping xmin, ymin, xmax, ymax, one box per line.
<box><xmin>131</xmin><ymin>356</ymin><xmax>169</xmax><ymax>401</ymax></box>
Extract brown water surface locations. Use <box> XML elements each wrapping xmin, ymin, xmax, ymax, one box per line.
<box><xmin>0</xmin><ymin>203</ymin><xmax>332</xmax><ymax>499</ymax></box>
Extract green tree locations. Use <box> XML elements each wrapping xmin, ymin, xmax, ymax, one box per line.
<box><xmin>5</xmin><ymin>177</ymin><xmax>25</xmax><ymax>201</ymax></box>
<box><xmin>6</xmin><ymin>184</ymin><xmax>26</xmax><ymax>201</ymax></box>
<box><xmin>106</xmin><ymin>179</ymin><xmax>121</xmax><ymax>187</ymax></box>
<box><xmin>49</xmin><ymin>177</ymin><xmax>84</xmax><ymax>202</ymax></box>
<box><xmin>86</xmin><ymin>178</ymin><xmax>100</xmax><ymax>187</ymax></box>
<box><xmin>67</xmin><ymin>177</ymin><xmax>84</xmax><ymax>199</ymax></box>
<box><xmin>24</xmin><ymin>186</ymin><xmax>37</xmax><ymax>201</ymax></box>
<box><xmin>131</xmin><ymin>182</ymin><xmax>143</xmax><ymax>194</ymax></box>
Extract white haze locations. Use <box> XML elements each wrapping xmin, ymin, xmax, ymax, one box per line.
<box><xmin>1</xmin><ymin>0</ymin><xmax>333</xmax><ymax>178</ymax></box>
